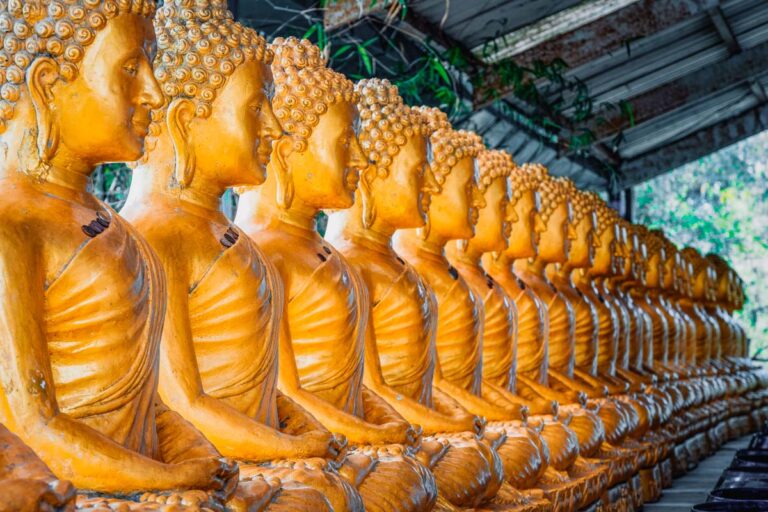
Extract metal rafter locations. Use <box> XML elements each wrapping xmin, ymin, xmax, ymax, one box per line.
<box><xmin>620</xmin><ymin>102</ymin><xmax>768</xmax><ymax>187</ymax></box>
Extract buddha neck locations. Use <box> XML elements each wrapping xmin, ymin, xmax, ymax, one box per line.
<box><xmin>235</xmin><ymin>166</ymin><xmax>320</xmax><ymax>238</ymax></box>
<box><xmin>333</xmin><ymin>201</ymin><xmax>400</xmax><ymax>258</ymax></box>
<box><xmin>517</xmin><ymin>256</ymin><xmax>547</xmax><ymax>277</ymax></box>
<box><xmin>395</xmin><ymin>225</ymin><xmax>447</xmax><ymax>261</ymax></box>
<box><xmin>126</xmin><ymin>137</ymin><xmax>227</xmax><ymax>222</ymax></box>
<box><xmin>0</xmin><ymin>105</ymin><xmax>97</xmax><ymax>203</ymax></box>
<box><xmin>447</xmin><ymin>241</ymin><xmax>483</xmax><ymax>269</ymax></box>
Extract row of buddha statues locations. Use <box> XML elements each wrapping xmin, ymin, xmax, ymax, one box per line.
<box><xmin>0</xmin><ymin>1</ymin><xmax>765</xmax><ymax>511</ymax></box>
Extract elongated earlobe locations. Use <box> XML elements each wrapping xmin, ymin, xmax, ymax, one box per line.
<box><xmin>166</xmin><ymin>98</ymin><xmax>196</xmax><ymax>188</ymax></box>
<box><xmin>360</xmin><ymin>165</ymin><xmax>377</xmax><ymax>229</ymax></box>
<box><xmin>26</xmin><ymin>57</ymin><xmax>60</xmax><ymax>175</ymax></box>
<box><xmin>273</xmin><ymin>137</ymin><xmax>294</xmax><ymax>210</ymax></box>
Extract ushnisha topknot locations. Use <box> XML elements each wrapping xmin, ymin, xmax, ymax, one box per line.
<box><xmin>355</xmin><ymin>78</ymin><xmax>428</xmax><ymax>178</ymax></box>
<box><xmin>681</xmin><ymin>246</ymin><xmax>707</xmax><ymax>275</ymax></box>
<box><xmin>651</xmin><ymin>228</ymin><xmax>678</xmax><ymax>262</ymax></box>
<box><xmin>413</xmin><ymin>105</ymin><xmax>483</xmax><ymax>188</ymax></box>
<box><xmin>593</xmin><ymin>193</ymin><xmax>619</xmax><ymax>236</ymax></box>
<box><xmin>522</xmin><ymin>163</ymin><xmax>567</xmax><ymax>223</ymax></box>
<box><xmin>508</xmin><ymin>157</ymin><xmax>537</xmax><ymax>205</ymax></box>
<box><xmin>635</xmin><ymin>224</ymin><xmax>663</xmax><ymax>258</ymax></box>
<box><xmin>152</xmin><ymin>0</ymin><xmax>271</xmax><ymax>120</ymax></box>
<box><xmin>569</xmin><ymin>187</ymin><xmax>598</xmax><ymax>225</ymax></box>
<box><xmin>270</xmin><ymin>36</ymin><xmax>357</xmax><ymax>153</ymax></box>
<box><xmin>0</xmin><ymin>0</ymin><xmax>155</xmax><ymax>133</ymax></box>
<box><xmin>476</xmin><ymin>148</ymin><xmax>514</xmax><ymax>193</ymax></box>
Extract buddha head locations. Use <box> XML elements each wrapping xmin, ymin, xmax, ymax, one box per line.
<box><xmin>589</xmin><ymin>197</ymin><xmax>619</xmax><ymax>276</ymax></box>
<box><xmin>413</xmin><ymin>106</ymin><xmax>484</xmax><ymax>243</ymax></box>
<box><xmin>705</xmin><ymin>253</ymin><xmax>731</xmax><ymax>304</ymax></box>
<box><xmin>563</xmin><ymin>182</ymin><xmax>597</xmax><ymax>269</ymax></box>
<box><xmin>680</xmin><ymin>247</ymin><xmax>708</xmax><ymax>301</ymax></box>
<box><xmin>653</xmin><ymin>229</ymin><xmax>678</xmax><ymax>293</ymax></box>
<box><xmin>0</xmin><ymin>0</ymin><xmax>162</xmax><ymax>177</ymax></box>
<box><xmin>463</xmin><ymin>148</ymin><xmax>514</xmax><ymax>254</ymax></box>
<box><xmin>636</xmin><ymin>227</ymin><xmax>664</xmax><ymax>289</ymax></box>
<box><xmin>140</xmin><ymin>0</ymin><xmax>278</xmax><ymax>194</ymax></box>
<box><xmin>612</xmin><ymin>219</ymin><xmax>632</xmax><ymax>279</ymax></box>
<box><xmin>353</xmin><ymin>78</ymin><xmax>434</xmax><ymax>231</ymax></box>
<box><xmin>527</xmin><ymin>165</ymin><xmax>572</xmax><ymax>264</ymax></box>
<box><xmin>258</xmin><ymin>36</ymin><xmax>365</xmax><ymax>212</ymax></box>
<box><xmin>504</xmin><ymin>161</ymin><xmax>540</xmax><ymax>259</ymax></box>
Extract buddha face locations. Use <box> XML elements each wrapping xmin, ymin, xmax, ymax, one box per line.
<box><xmin>183</xmin><ymin>60</ymin><xmax>280</xmax><ymax>189</ymax></box>
<box><xmin>645</xmin><ymin>248</ymin><xmax>662</xmax><ymax>289</ymax></box>
<box><xmin>618</xmin><ymin>228</ymin><xmax>633</xmax><ymax>278</ymax></box>
<box><xmin>277</xmin><ymin>101</ymin><xmax>366</xmax><ymax>210</ymax></box>
<box><xmin>506</xmin><ymin>189</ymin><xmax>539</xmax><ymax>258</ymax></box>
<box><xmin>661</xmin><ymin>250</ymin><xmax>675</xmax><ymax>290</ymax></box>
<box><xmin>591</xmin><ymin>223</ymin><xmax>616</xmax><ymax>276</ymax></box>
<box><xmin>568</xmin><ymin>212</ymin><xmax>596</xmax><ymax>268</ymax></box>
<box><xmin>536</xmin><ymin>199</ymin><xmax>571</xmax><ymax>263</ymax></box>
<box><xmin>47</xmin><ymin>13</ymin><xmax>162</xmax><ymax>167</ymax></box>
<box><xmin>368</xmin><ymin>134</ymin><xmax>432</xmax><ymax>229</ymax></box>
<box><xmin>427</xmin><ymin>155</ymin><xmax>482</xmax><ymax>241</ymax></box>
<box><xmin>471</xmin><ymin>178</ymin><xmax>512</xmax><ymax>253</ymax></box>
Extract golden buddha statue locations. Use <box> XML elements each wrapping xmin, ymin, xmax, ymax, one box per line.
<box><xmin>545</xmin><ymin>188</ymin><xmax>599</xmax><ymax>388</ymax></box>
<box><xmin>679</xmin><ymin>248</ymin><xmax>716</xmax><ymax>369</ymax></box>
<box><xmin>443</xmin><ymin>148</ymin><xmax>622</xmax><ymax>511</ymax></box>
<box><xmin>654</xmin><ymin>232</ymin><xmax>692</xmax><ymax>376</ymax></box>
<box><xmin>121</xmin><ymin>4</ymin><xmax>361</xmax><ymax>510</ymax></box>
<box><xmin>0</xmin><ymin>0</ymin><xmax>239</xmax><ymax>508</ymax></box>
<box><xmin>391</xmin><ymin>110</ymin><xmax>606</xmax><ymax>511</ymax></box>
<box><xmin>705</xmin><ymin>255</ymin><xmax>738</xmax><ymax>363</ymax></box>
<box><xmin>324</xmin><ymin>79</ymin><xmax>520</xmax><ymax>510</ymax></box>
<box><xmin>509</xmin><ymin>168</ymin><xmax>607</xmax><ymax>401</ymax></box>
<box><xmin>234</xmin><ymin>37</ymin><xmax>437</xmax><ymax>512</ymax></box>
<box><xmin>0</xmin><ymin>424</ymin><xmax>75</xmax><ymax>511</ymax></box>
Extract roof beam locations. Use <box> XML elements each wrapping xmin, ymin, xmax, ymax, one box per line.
<box><xmin>708</xmin><ymin>5</ymin><xmax>741</xmax><ymax>55</ymax></box>
<box><xmin>620</xmin><ymin>102</ymin><xmax>768</xmax><ymax>188</ymax></box>
<box><xmin>589</xmin><ymin>39</ymin><xmax>768</xmax><ymax>139</ymax></box>
<box><xmin>473</xmin><ymin>0</ymin><xmax>640</xmax><ymax>64</ymax></box>
<box><xmin>474</xmin><ymin>0</ymin><xmax>718</xmax><ymax>107</ymax></box>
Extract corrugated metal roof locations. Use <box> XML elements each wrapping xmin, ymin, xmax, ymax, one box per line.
<box><xmin>233</xmin><ymin>0</ymin><xmax>768</xmax><ymax>190</ymax></box>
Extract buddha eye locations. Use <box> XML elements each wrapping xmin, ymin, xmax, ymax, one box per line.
<box><xmin>123</xmin><ymin>60</ymin><xmax>139</xmax><ymax>77</ymax></box>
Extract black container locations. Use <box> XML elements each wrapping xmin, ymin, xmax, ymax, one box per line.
<box><xmin>693</xmin><ymin>504</ymin><xmax>768</xmax><ymax>512</ymax></box>
<box><xmin>709</xmin><ymin>488</ymin><xmax>768</xmax><ymax>501</ymax></box>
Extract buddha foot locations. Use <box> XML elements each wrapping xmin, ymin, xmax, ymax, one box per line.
<box><xmin>671</xmin><ymin>443</ymin><xmax>690</xmax><ymax>477</ymax></box>
<box><xmin>599</xmin><ymin>482</ymin><xmax>631</xmax><ymax>512</ymax></box>
<box><xmin>567</xmin><ymin>458</ymin><xmax>609</xmax><ymax>509</ymax></box>
<box><xmin>627</xmin><ymin>473</ymin><xmax>643</xmax><ymax>510</ymax></box>
<box><xmin>77</xmin><ymin>491</ymin><xmax>221</xmax><ymax>511</ymax></box>
<box><xmin>537</xmin><ymin>467</ymin><xmax>580</xmax><ymax>512</ymax></box>
<box><xmin>659</xmin><ymin>458</ymin><xmax>673</xmax><ymax>488</ymax></box>
<box><xmin>638</xmin><ymin>464</ymin><xmax>662</xmax><ymax>503</ymax></box>
<box><xmin>480</xmin><ymin>483</ymin><xmax>552</xmax><ymax>512</ymax></box>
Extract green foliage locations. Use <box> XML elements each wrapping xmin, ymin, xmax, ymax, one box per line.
<box><xmin>634</xmin><ymin>131</ymin><xmax>768</xmax><ymax>358</ymax></box>
<box><xmin>92</xmin><ymin>163</ymin><xmax>132</xmax><ymax>210</ymax></box>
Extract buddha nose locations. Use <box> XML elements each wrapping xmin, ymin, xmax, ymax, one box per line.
<box><xmin>566</xmin><ymin>223</ymin><xmax>577</xmax><ymax>241</ymax></box>
<box><xmin>505</xmin><ymin>200</ymin><xmax>517</xmax><ymax>223</ymax></box>
<box><xmin>261</xmin><ymin>101</ymin><xmax>283</xmax><ymax>143</ymax></box>
<box><xmin>139</xmin><ymin>59</ymin><xmax>163</xmax><ymax>110</ymax></box>
<box><xmin>533</xmin><ymin>211</ymin><xmax>545</xmax><ymax>234</ymax></box>
<box><xmin>422</xmin><ymin>164</ymin><xmax>441</xmax><ymax>195</ymax></box>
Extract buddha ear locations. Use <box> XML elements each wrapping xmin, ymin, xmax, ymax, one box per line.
<box><xmin>360</xmin><ymin>164</ymin><xmax>377</xmax><ymax>229</ymax></box>
<box><xmin>166</xmin><ymin>98</ymin><xmax>196</xmax><ymax>188</ymax></box>
<box><xmin>273</xmin><ymin>136</ymin><xmax>294</xmax><ymax>209</ymax></box>
<box><xmin>26</xmin><ymin>57</ymin><xmax>60</xmax><ymax>167</ymax></box>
